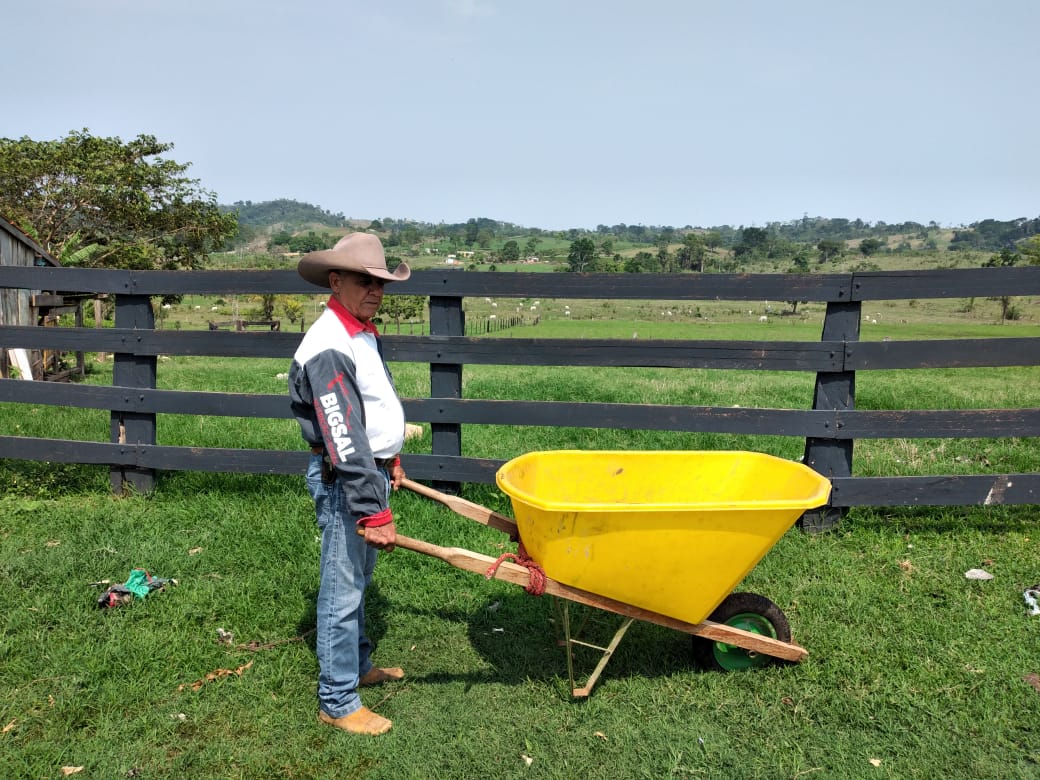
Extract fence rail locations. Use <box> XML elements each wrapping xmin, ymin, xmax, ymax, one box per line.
<box><xmin>1</xmin><ymin>265</ymin><xmax>1039</xmax><ymax>530</ymax></box>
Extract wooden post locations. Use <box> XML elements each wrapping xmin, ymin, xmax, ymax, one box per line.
<box><xmin>74</xmin><ymin>300</ymin><xmax>85</xmax><ymax>377</ymax></box>
<box><xmin>94</xmin><ymin>298</ymin><xmax>107</xmax><ymax>363</ymax></box>
<box><xmin>428</xmin><ymin>295</ymin><xmax>464</xmax><ymax>493</ymax></box>
<box><xmin>800</xmin><ymin>300</ymin><xmax>860</xmax><ymax>532</ymax></box>
<box><xmin>110</xmin><ymin>294</ymin><xmax>157</xmax><ymax>494</ymax></box>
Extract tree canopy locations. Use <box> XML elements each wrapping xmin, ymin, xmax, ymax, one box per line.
<box><xmin>566</xmin><ymin>237</ymin><xmax>598</xmax><ymax>272</ymax></box>
<box><xmin>0</xmin><ymin>129</ymin><xmax>237</xmax><ymax>269</ymax></box>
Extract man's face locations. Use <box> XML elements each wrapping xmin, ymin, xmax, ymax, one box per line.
<box><xmin>329</xmin><ymin>271</ymin><xmax>386</xmax><ymax>321</ymax></box>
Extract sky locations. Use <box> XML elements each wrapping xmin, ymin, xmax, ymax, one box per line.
<box><xmin>3</xmin><ymin>0</ymin><xmax>1038</xmax><ymax>231</ymax></box>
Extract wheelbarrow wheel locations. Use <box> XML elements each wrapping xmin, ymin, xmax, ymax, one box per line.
<box><xmin>692</xmin><ymin>592</ymin><xmax>792</xmax><ymax>672</ymax></box>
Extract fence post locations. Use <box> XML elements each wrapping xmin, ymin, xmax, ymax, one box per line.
<box><xmin>428</xmin><ymin>295</ymin><xmax>464</xmax><ymax>491</ymax></box>
<box><xmin>110</xmin><ymin>293</ymin><xmax>157</xmax><ymax>494</ymax></box>
<box><xmin>800</xmin><ymin>300</ymin><xmax>860</xmax><ymax>532</ymax></box>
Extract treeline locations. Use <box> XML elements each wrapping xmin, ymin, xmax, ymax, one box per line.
<box><xmin>948</xmin><ymin>217</ymin><xmax>1040</xmax><ymax>251</ymax></box>
<box><xmin>222</xmin><ymin>199</ymin><xmax>348</xmax><ymax>228</ymax></box>
<box><xmin>230</xmin><ymin>203</ymin><xmax>1040</xmax><ymax>255</ymax></box>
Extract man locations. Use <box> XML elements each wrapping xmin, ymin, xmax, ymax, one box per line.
<box><xmin>289</xmin><ymin>232</ymin><xmax>411</xmax><ymax>736</ymax></box>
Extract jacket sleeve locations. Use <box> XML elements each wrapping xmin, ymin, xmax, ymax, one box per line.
<box><xmin>300</xmin><ymin>345</ymin><xmax>391</xmax><ymax>527</ymax></box>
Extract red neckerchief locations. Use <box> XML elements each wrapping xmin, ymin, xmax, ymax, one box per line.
<box><xmin>326</xmin><ymin>296</ymin><xmax>380</xmax><ymax>337</ymax></box>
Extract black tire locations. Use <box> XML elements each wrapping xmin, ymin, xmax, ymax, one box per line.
<box><xmin>691</xmin><ymin>592</ymin><xmax>792</xmax><ymax>672</ymax></box>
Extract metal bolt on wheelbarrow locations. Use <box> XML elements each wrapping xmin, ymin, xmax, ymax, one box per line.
<box><xmin>396</xmin><ymin>450</ymin><xmax>831</xmax><ymax>697</ymax></box>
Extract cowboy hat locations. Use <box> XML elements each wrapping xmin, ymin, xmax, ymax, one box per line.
<box><xmin>297</xmin><ymin>232</ymin><xmax>411</xmax><ymax>288</ymax></box>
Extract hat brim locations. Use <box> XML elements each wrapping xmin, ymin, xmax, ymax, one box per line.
<box><xmin>298</xmin><ymin>252</ymin><xmax>411</xmax><ymax>288</ymax></box>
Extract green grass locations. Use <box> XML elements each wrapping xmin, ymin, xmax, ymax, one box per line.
<box><xmin>2</xmin><ymin>474</ymin><xmax>1040</xmax><ymax>779</ymax></box>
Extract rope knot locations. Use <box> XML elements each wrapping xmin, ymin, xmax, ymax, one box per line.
<box><xmin>485</xmin><ymin>543</ymin><xmax>546</xmax><ymax>596</ymax></box>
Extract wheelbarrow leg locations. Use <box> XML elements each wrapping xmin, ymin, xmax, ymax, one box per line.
<box><xmin>559</xmin><ymin>600</ymin><xmax>635</xmax><ymax>698</ymax></box>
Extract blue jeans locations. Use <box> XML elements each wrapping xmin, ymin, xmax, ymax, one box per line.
<box><xmin>306</xmin><ymin>453</ymin><xmax>389</xmax><ymax>717</ymax></box>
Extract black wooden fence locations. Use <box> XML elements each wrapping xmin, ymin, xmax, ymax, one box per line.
<box><xmin>1</xmin><ymin>265</ymin><xmax>1039</xmax><ymax>530</ymax></box>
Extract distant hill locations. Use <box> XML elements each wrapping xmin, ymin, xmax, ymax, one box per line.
<box><xmin>218</xmin><ymin>199</ymin><xmax>1039</xmax><ymax>258</ymax></box>
<box><xmin>220</xmin><ymin>199</ymin><xmax>351</xmax><ymax>229</ymax></box>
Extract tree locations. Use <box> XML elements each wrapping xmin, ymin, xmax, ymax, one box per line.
<box><xmin>280</xmin><ymin>296</ymin><xmax>304</xmax><ymax>326</ymax></box>
<box><xmin>817</xmin><ymin>239</ymin><xmax>844</xmax><ymax>263</ymax></box>
<box><xmin>250</xmin><ymin>293</ymin><xmax>277</xmax><ymax>320</ymax></box>
<box><xmin>379</xmin><ymin>294</ymin><xmax>426</xmax><ymax>334</ymax></box>
<box><xmin>858</xmin><ymin>237</ymin><xmax>884</xmax><ymax>256</ymax></box>
<box><xmin>1020</xmin><ymin>235</ymin><xmax>1040</xmax><ymax>265</ymax></box>
<box><xmin>500</xmin><ymin>240</ymin><xmax>520</xmax><ymax>263</ymax></box>
<box><xmin>734</xmin><ymin>227</ymin><xmax>770</xmax><ymax>259</ymax></box>
<box><xmin>677</xmin><ymin>233</ymin><xmax>706</xmax><ymax>271</ymax></box>
<box><xmin>566</xmin><ymin>237</ymin><xmax>597</xmax><ymax>272</ymax></box>
<box><xmin>656</xmin><ymin>240</ymin><xmax>674</xmax><ymax>272</ymax></box>
<box><xmin>287</xmin><ymin>231</ymin><xmax>334</xmax><ymax>253</ymax></box>
<box><xmin>0</xmin><ymin>129</ymin><xmax>237</xmax><ymax>269</ymax></box>
<box><xmin>984</xmin><ymin>248</ymin><xmax>1020</xmax><ymax>321</ymax></box>
<box><xmin>785</xmin><ymin>256</ymin><xmax>810</xmax><ymax>313</ymax></box>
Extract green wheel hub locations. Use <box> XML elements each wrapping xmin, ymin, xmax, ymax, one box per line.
<box><xmin>711</xmin><ymin>612</ymin><xmax>779</xmax><ymax>671</ymax></box>
<box><xmin>692</xmin><ymin>592</ymin><xmax>793</xmax><ymax>672</ymax></box>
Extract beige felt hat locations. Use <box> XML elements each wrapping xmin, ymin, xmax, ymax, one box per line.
<box><xmin>297</xmin><ymin>232</ymin><xmax>411</xmax><ymax>288</ymax></box>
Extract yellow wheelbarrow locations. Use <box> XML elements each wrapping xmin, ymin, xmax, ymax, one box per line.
<box><xmin>397</xmin><ymin>450</ymin><xmax>831</xmax><ymax>696</ymax></box>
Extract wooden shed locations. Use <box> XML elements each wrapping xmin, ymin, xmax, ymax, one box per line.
<box><xmin>0</xmin><ymin>213</ymin><xmax>82</xmax><ymax>380</ymax></box>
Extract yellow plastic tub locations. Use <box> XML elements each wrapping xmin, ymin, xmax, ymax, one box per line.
<box><xmin>496</xmin><ymin>450</ymin><xmax>831</xmax><ymax>625</ymax></box>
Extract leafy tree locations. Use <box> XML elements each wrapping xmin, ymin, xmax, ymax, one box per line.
<box><xmin>500</xmin><ymin>240</ymin><xmax>520</xmax><ymax>262</ymax></box>
<box><xmin>784</xmin><ymin>257</ymin><xmax>811</xmax><ymax>314</ymax></box>
<box><xmin>1020</xmin><ymin>235</ymin><xmax>1040</xmax><ymax>265</ymax></box>
<box><xmin>656</xmin><ymin>240</ymin><xmax>674</xmax><ymax>272</ymax></box>
<box><xmin>734</xmin><ymin>226</ymin><xmax>770</xmax><ymax>259</ymax></box>
<box><xmin>250</xmin><ymin>294</ymin><xmax>277</xmax><ymax>320</ymax></box>
<box><xmin>0</xmin><ymin>129</ymin><xmax>237</xmax><ymax>269</ymax></box>
<box><xmin>280</xmin><ymin>296</ymin><xmax>304</xmax><ymax>326</ymax></box>
<box><xmin>677</xmin><ymin>233</ymin><xmax>706</xmax><ymax>271</ymax></box>
<box><xmin>703</xmin><ymin>231</ymin><xmax>723</xmax><ymax>254</ymax></box>
<box><xmin>286</xmin><ymin>231</ymin><xmax>334</xmax><ymax>253</ymax></box>
<box><xmin>268</xmin><ymin>229</ymin><xmax>294</xmax><ymax>250</ymax></box>
<box><xmin>985</xmin><ymin>248</ymin><xmax>1020</xmax><ymax>268</ymax></box>
<box><xmin>789</xmin><ymin>252</ymin><xmax>811</xmax><ymax>272</ymax></box>
<box><xmin>566</xmin><ymin>237</ymin><xmax>598</xmax><ymax>272</ymax></box>
<box><xmin>858</xmin><ymin>237</ymin><xmax>884</xmax><ymax>256</ymax></box>
<box><xmin>817</xmin><ymin>239</ymin><xmax>844</xmax><ymax>263</ymax></box>
<box><xmin>984</xmin><ymin>248</ymin><xmax>1020</xmax><ymax>321</ymax></box>
<box><xmin>380</xmin><ymin>294</ymin><xmax>426</xmax><ymax>334</ymax></box>
<box><xmin>623</xmin><ymin>251</ymin><xmax>657</xmax><ymax>273</ymax></box>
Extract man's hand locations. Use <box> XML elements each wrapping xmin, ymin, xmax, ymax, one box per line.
<box><xmin>389</xmin><ymin>461</ymin><xmax>406</xmax><ymax>490</ymax></box>
<box><xmin>364</xmin><ymin>521</ymin><xmax>397</xmax><ymax>552</ymax></box>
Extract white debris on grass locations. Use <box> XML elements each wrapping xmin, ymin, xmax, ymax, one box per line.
<box><xmin>964</xmin><ymin>568</ymin><xmax>994</xmax><ymax>580</ymax></box>
<box><xmin>1025</xmin><ymin>586</ymin><xmax>1040</xmax><ymax>615</ymax></box>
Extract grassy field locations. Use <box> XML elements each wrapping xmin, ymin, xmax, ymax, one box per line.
<box><xmin>2</xmin><ymin>456</ymin><xmax>1040</xmax><ymax>778</ymax></box>
<box><xmin>3</xmin><ymin>256</ymin><xmax>1040</xmax><ymax>778</ymax></box>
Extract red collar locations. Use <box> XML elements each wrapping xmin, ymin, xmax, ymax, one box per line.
<box><xmin>327</xmin><ymin>296</ymin><xmax>380</xmax><ymax>337</ymax></box>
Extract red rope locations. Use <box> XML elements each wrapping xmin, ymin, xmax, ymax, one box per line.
<box><xmin>485</xmin><ymin>542</ymin><xmax>547</xmax><ymax>596</ymax></box>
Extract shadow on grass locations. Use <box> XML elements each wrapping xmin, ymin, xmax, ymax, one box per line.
<box><xmin>847</xmin><ymin>504</ymin><xmax>1040</xmax><ymax>534</ymax></box>
<box><xmin>392</xmin><ymin>589</ymin><xmax>696</xmax><ymax>690</ymax></box>
<box><xmin>0</xmin><ymin>460</ymin><xmax>110</xmax><ymax>497</ymax></box>
<box><xmin>293</xmin><ymin>581</ymin><xmax>697</xmax><ymax>692</ymax></box>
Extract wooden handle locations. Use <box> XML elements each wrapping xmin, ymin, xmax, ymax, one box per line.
<box><xmin>388</xmin><ymin>532</ymin><xmax>807</xmax><ymax>663</ymax></box>
<box><xmin>401</xmin><ymin>477</ymin><xmax>519</xmax><ymax>540</ymax></box>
